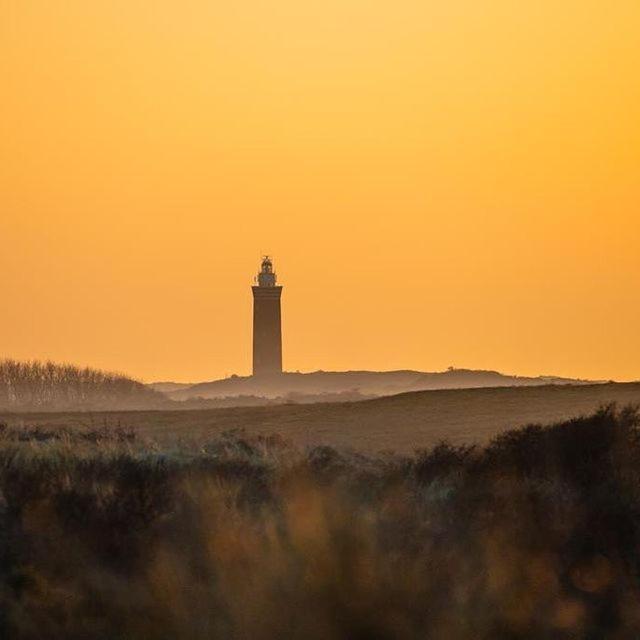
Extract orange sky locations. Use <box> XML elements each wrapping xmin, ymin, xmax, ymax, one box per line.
<box><xmin>1</xmin><ymin>0</ymin><xmax>639</xmax><ymax>382</ymax></box>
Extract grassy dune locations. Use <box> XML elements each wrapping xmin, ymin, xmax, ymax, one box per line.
<box><xmin>2</xmin><ymin>382</ymin><xmax>639</xmax><ymax>452</ymax></box>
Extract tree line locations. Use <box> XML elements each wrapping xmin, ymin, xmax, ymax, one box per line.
<box><xmin>0</xmin><ymin>359</ymin><xmax>167</xmax><ymax>411</ymax></box>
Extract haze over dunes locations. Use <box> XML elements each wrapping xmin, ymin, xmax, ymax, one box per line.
<box><xmin>0</xmin><ymin>358</ymin><xmax>599</xmax><ymax>412</ymax></box>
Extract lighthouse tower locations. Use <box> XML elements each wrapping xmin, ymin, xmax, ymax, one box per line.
<box><xmin>252</xmin><ymin>256</ymin><xmax>283</xmax><ymax>376</ymax></box>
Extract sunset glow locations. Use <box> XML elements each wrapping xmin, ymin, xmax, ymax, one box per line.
<box><xmin>2</xmin><ymin>0</ymin><xmax>639</xmax><ymax>381</ymax></box>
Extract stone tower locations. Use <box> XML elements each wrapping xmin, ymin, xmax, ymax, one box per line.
<box><xmin>252</xmin><ymin>256</ymin><xmax>283</xmax><ymax>376</ymax></box>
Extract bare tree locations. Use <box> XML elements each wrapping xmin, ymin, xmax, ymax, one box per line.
<box><xmin>0</xmin><ymin>360</ymin><xmax>168</xmax><ymax>411</ymax></box>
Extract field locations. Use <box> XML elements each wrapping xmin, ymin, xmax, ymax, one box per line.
<box><xmin>2</xmin><ymin>382</ymin><xmax>640</xmax><ymax>452</ymax></box>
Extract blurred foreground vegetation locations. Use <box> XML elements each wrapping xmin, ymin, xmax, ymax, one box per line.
<box><xmin>0</xmin><ymin>406</ymin><xmax>639</xmax><ymax>638</ymax></box>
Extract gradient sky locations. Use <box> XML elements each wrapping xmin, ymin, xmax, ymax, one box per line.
<box><xmin>1</xmin><ymin>0</ymin><xmax>639</xmax><ymax>382</ymax></box>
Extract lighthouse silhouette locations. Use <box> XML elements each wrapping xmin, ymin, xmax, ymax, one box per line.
<box><xmin>252</xmin><ymin>256</ymin><xmax>283</xmax><ymax>376</ymax></box>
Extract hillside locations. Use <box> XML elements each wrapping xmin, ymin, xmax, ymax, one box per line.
<box><xmin>6</xmin><ymin>381</ymin><xmax>639</xmax><ymax>452</ymax></box>
<box><xmin>157</xmin><ymin>368</ymin><xmax>595</xmax><ymax>401</ymax></box>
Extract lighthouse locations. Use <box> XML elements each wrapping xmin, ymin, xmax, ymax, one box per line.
<box><xmin>252</xmin><ymin>256</ymin><xmax>283</xmax><ymax>376</ymax></box>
